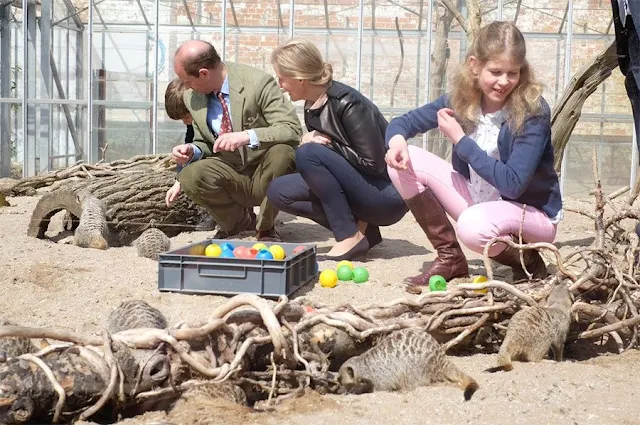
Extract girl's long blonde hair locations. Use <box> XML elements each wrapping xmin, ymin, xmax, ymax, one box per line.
<box><xmin>271</xmin><ymin>38</ymin><xmax>333</xmax><ymax>85</ymax></box>
<box><xmin>450</xmin><ymin>21</ymin><xmax>543</xmax><ymax>134</ymax></box>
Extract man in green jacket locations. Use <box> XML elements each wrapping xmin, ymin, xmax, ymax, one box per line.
<box><xmin>172</xmin><ymin>40</ymin><xmax>302</xmax><ymax>242</ymax></box>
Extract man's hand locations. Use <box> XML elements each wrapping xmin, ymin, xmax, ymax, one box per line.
<box><xmin>385</xmin><ymin>136</ymin><xmax>410</xmax><ymax>171</ymax></box>
<box><xmin>437</xmin><ymin>108</ymin><xmax>465</xmax><ymax>145</ymax></box>
<box><xmin>214</xmin><ymin>131</ymin><xmax>250</xmax><ymax>153</ymax></box>
<box><xmin>171</xmin><ymin>144</ymin><xmax>194</xmax><ymax>166</ymax></box>
<box><xmin>301</xmin><ymin>130</ymin><xmax>332</xmax><ymax>145</ymax></box>
<box><xmin>165</xmin><ymin>180</ymin><xmax>181</xmax><ymax>207</ymax></box>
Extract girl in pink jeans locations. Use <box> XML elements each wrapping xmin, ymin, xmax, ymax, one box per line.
<box><xmin>385</xmin><ymin>21</ymin><xmax>562</xmax><ymax>288</ymax></box>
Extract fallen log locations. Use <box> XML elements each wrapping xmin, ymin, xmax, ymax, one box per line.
<box><xmin>0</xmin><ymin>349</ymin><xmax>109</xmax><ymax>424</ymax></box>
<box><xmin>27</xmin><ymin>171</ymin><xmax>214</xmax><ymax>246</ymax></box>
<box><xmin>1</xmin><ymin>154</ymin><xmax>175</xmax><ymax>197</ymax></box>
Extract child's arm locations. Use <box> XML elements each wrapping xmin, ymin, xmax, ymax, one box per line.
<box><xmin>172</xmin><ymin>125</ymin><xmax>199</xmax><ymax>172</ymax></box>
<box><xmin>185</xmin><ymin>124</ymin><xmax>194</xmax><ymax>144</ymax></box>
<box><xmin>384</xmin><ymin>95</ymin><xmax>448</xmax><ymax>171</ymax></box>
<box><xmin>165</xmin><ymin>180</ymin><xmax>181</xmax><ymax>207</ymax></box>
<box><xmin>384</xmin><ymin>95</ymin><xmax>448</xmax><ymax>148</ymax></box>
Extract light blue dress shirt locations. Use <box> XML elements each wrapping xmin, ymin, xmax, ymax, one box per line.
<box><xmin>190</xmin><ymin>74</ymin><xmax>259</xmax><ymax>161</ymax></box>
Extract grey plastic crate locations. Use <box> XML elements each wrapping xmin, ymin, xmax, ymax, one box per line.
<box><xmin>157</xmin><ymin>239</ymin><xmax>318</xmax><ymax>299</ymax></box>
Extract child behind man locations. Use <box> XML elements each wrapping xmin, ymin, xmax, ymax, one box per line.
<box><xmin>164</xmin><ymin>78</ymin><xmax>195</xmax><ymax>206</ymax></box>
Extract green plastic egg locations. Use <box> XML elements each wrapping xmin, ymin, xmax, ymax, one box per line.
<box><xmin>352</xmin><ymin>266</ymin><xmax>369</xmax><ymax>284</ymax></box>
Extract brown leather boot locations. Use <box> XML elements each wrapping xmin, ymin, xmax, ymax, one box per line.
<box><xmin>403</xmin><ymin>189</ymin><xmax>469</xmax><ymax>286</ymax></box>
<box><xmin>491</xmin><ymin>246</ymin><xmax>548</xmax><ymax>281</ymax></box>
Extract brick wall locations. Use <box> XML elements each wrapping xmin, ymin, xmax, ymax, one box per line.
<box><xmin>87</xmin><ymin>0</ymin><xmax>628</xmax><ymax>116</ymax></box>
<box><xmin>87</xmin><ymin>0</ymin><xmax>635</xmax><ymax>187</ymax></box>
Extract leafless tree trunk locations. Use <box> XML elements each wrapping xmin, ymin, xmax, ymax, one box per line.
<box><xmin>427</xmin><ymin>4</ymin><xmax>455</xmax><ymax>158</ymax></box>
<box><xmin>427</xmin><ymin>0</ymin><xmax>480</xmax><ymax>158</ymax></box>
<box><xmin>465</xmin><ymin>0</ymin><xmax>481</xmax><ymax>45</ymax></box>
<box><xmin>390</xmin><ymin>17</ymin><xmax>405</xmax><ymax>108</ymax></box>
<box><xmin>551</xmin><ymin>41</ymin><xmax>619</xmax><ymax>172</ymax></box>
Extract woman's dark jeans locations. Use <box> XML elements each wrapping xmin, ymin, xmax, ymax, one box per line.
<box><xmin>267</xmin><ymin>143</ymin><xmax>408</xmax><ymax>241</ymax></box>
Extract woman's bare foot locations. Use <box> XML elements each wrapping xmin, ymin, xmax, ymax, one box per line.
<box><xmin>326</xmin><ymin>231</ymin><xmax>365</xmax><ymax>257</ymax></box>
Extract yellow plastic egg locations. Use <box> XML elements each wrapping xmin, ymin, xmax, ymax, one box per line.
<box><xmin>336</xmin><ymin>260</ymin><xmax>354</xmax><ymax>270</ymax></box>
<box><xmin>252</xmin><ymin>242</ymin><xmax>268</xmax><ymax>251</ymax></box>
<box><xmin>204</xmin><ymin>243</ymin><xmax>222</xmax><ymax>257</ymax></box>
<box><xmin>319</xmin><ymin>270</ymin><xmax>338</xmax><ymax>288</ymax></box>
<box><xmin>269</xmin><ymin>244</ymin><xmax>286</xmax><ymax>260</ymax></box>
<box><xmin>188</xmin><ymin>244</ymin><xmax>207</xmax><ymax>256</ymax></box>
<box><xmin>472</xmin><ymin>275</ymin><xmax>489</xmax><ymax>294</ymax></box>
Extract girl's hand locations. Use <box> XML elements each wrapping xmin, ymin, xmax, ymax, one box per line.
<box><xmin>301</xmin><ymin>130</ymin><xmax>332</xmax><ymax>145</ymax></box>
<box><xmin>385</xmin><ymin>136</ymin><xmax>410</xmax><ymax>170</ymax></box>
<box><xmin>166</xmin><ymin>180</ymin><xmax>181</xmax><ymax>207</ymax></box>
<box><xmin>437</xmin><ymin>108</ymin><xmax>465</xmax><ymax>144</ymax></box>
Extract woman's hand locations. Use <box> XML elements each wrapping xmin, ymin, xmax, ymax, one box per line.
<box><xmin>301</xmin><ymin>130</ymin><xmax>332</xmax><ymax>145</ymax></box>
<box><xmin>437</xmin><ymin>108</ymin><xmax>465</xmax><ymax>144</ymax></box>
<box><xmin>385</xmin><ymin>136</ymin><xmax>410</xmax><ymax>170</ymax></box>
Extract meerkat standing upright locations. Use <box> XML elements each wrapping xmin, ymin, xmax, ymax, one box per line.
<box><xmin>489</xmin><ymin>284</ymin><xmax>573</xmax><ymax>372</ymax></box>
<box><xmin>338</xmin><ymin>328</ymin><xmax>479</xmax><ymax>400</ymax></box>
<box><xmin>73</xmin><ymin>191</ymin><xmax>109</xmax><ymax>250</ymax></box>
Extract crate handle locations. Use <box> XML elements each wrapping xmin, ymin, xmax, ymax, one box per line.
<box><xmin>197</xmin><ymin>264</ymin><xmax>248</xmax><ymax>279</ymax></box>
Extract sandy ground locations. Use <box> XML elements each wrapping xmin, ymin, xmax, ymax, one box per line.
<box><xmin>1</xmin><ymin>191</ymin><xmax>640</xmax><ymax>425</ymax></box>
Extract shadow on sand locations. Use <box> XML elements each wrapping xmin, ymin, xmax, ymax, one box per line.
<box><xmin>555</xmin><ymin>236</ymin><xmax>595</xmax><ymax>249</ymax></box>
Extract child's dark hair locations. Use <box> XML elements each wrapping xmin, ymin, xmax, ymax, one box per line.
<box><xmin>165</xmin><ymin>78</ymin><xmax>190</xmax><ymax>120</ymax></box>
<box><xmin>449</xmin><ymin>21</ymin><xmax>543</xmax><ymax>134</ymax></box>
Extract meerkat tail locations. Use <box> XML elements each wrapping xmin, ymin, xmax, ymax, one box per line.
<box><xmin>485</xmin><ymin>351</ymin><xmax>513</xmax><ymax>373</ymax></box>
<box><xmin>461</xmin><ymin>375</ymin><xmax>479</xmax><ymax>401</ymax></box>
<box><xmin>442</xmin><ymin>361</ymin><xmax>479</xmax><ymax>401</ymax></box>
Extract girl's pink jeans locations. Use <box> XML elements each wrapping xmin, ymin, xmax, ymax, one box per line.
<box><xmin>387</xmin><ymin>146</ymin><xmax>557</xmax><ymax>256</ymax></box>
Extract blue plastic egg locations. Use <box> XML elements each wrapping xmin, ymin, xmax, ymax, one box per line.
<box><xmin>256</xmin><ymin>249</ymin><xmax>274</xmax><ymax>260</ymax></box>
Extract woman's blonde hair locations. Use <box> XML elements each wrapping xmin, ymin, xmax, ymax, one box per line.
<box><xmin>271</xmin><ymin>38</ymin><xmax>333</xmax><ymax>86</ymax></box>
<box><xmin>449</xmin><ymin>21</ymin><xmax>543</xmax><ymax>134</ymax></box>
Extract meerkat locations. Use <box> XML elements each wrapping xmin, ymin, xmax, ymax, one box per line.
<box><xmin>171</xmin><ymin>382</ymin><xmax>247</xmax><ymax>410</ymax></box>
<box><xmin>339</xmin><ymin>328</ymin><xmax>479</xmax><ymax>400</ymax></box>
<box><xmin>488</xmin><ymin>283</ymin><xmax>573</xmax><ymax>372</ymax></box>
<box><xmin>0</xmin><ymin>318</ymin><xmax>37</xmax><ymax>361</ymax></box>
<box><xmin>73</xmin><ymin>191</ymin><xmax>109</xmax><ymax>250</ymax></box>
<box><xmin>166</xmin><ymin>382</ymin><xmax>248</xmax><ymax>424</ymax></box>
<box><xmin>135</xmin><ymin>228</ymin><xmax>171</xmax><ymax>260</ymax></box>
<box><xmin>106</xmin><ymin>300</ymin><xmax>170</xmax><ymax>393</ymax></box>
<box><xmin>106</xmin><ymin>300</ymin><xmax>168</xmax><ymax>333</ymax></box>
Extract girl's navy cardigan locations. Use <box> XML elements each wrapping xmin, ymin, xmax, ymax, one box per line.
<box><xmin>385</xmin><ymin>95</ymin><xmax>562</xmax><ymax>219</ymax></box>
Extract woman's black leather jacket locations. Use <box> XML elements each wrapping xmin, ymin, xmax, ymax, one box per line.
<box><xmin>304</xmin><ymin>81</ymin><xmax>389</xmax><ymax>176</ymax></box>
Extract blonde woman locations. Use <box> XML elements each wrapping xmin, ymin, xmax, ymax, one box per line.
<box><xmin>385</xmin><ymin>21</ymin><xmax>562</xmax><ymax>289</ymax></box>
<box><xmin>267</xmin><ymin>39</ymin><xmax>407</xmax><ymax>261</ymax></box>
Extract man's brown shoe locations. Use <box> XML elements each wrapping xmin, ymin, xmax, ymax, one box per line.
<box><xmin>256</xmin><ymin>227</ymin><xmax>282</xmax><ymax>243</ymax></box>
